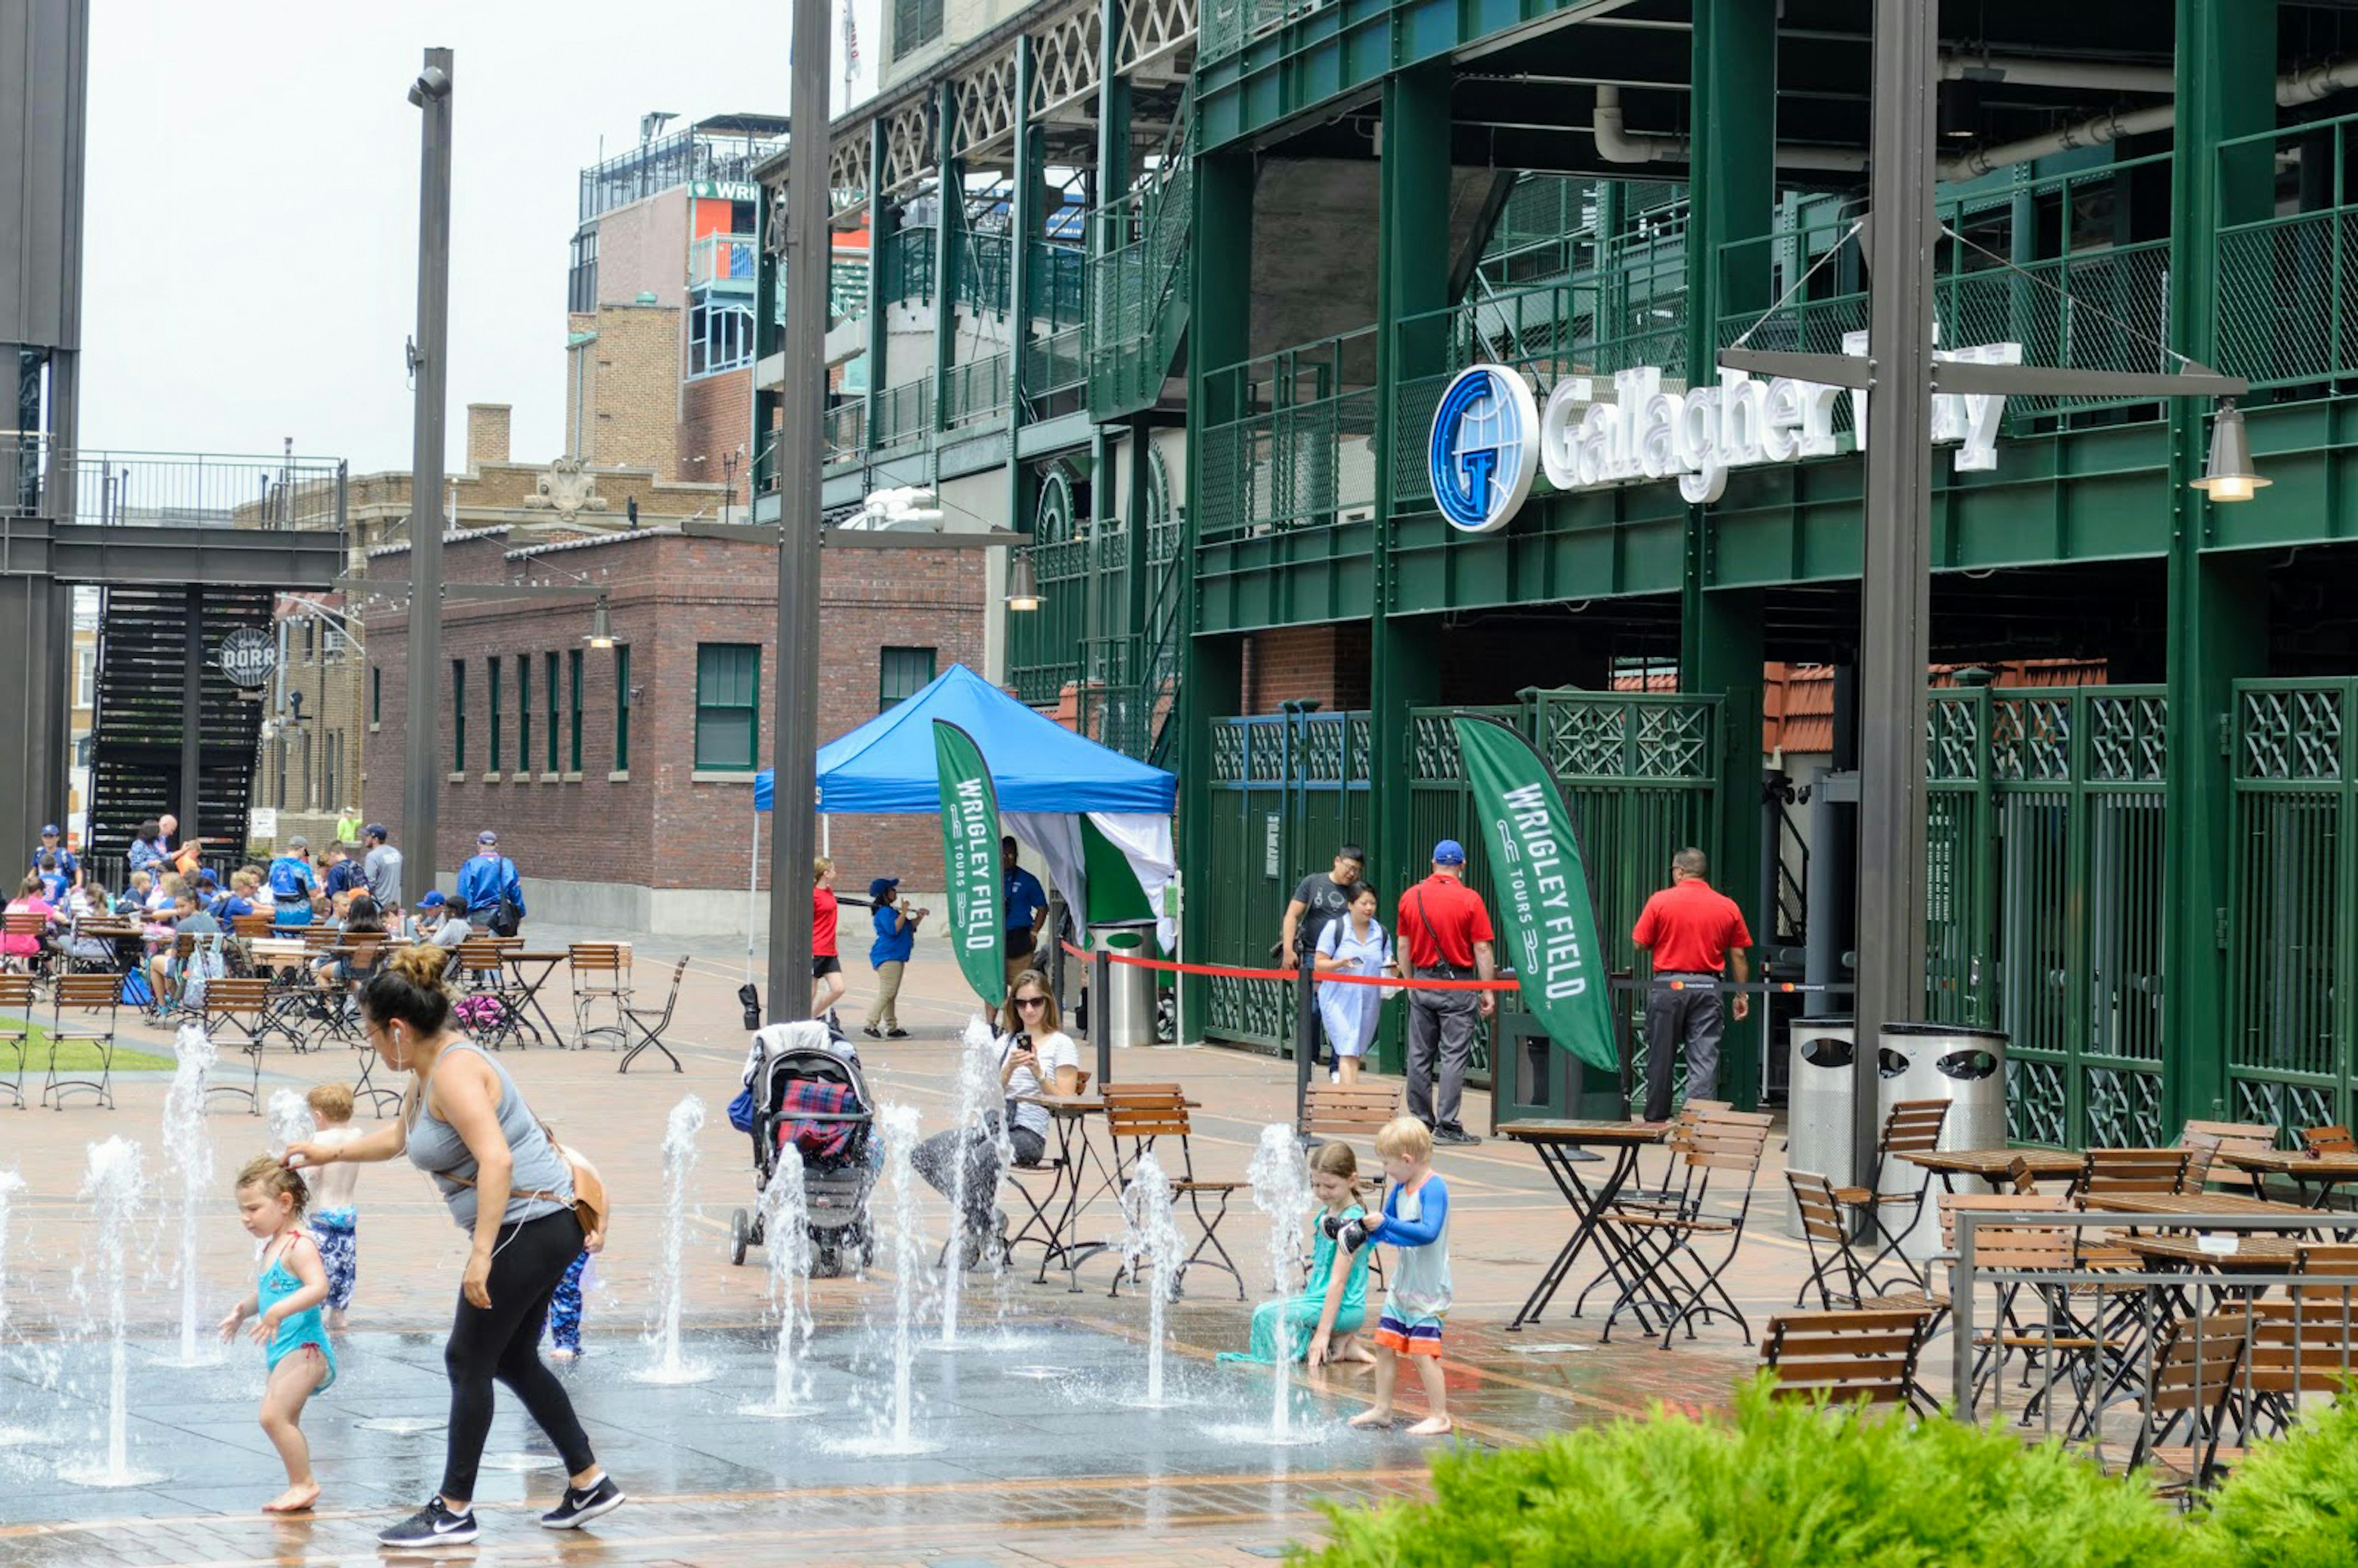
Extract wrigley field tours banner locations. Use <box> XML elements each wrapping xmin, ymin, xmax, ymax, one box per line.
<box><xmin>933</xmin><ymin>718</ymin><xmax>1006</xmax><ymax>1005</ymax></box>
<box><xmin>1451</xmin><ymin>713</ymin><xmax>1619</xmax><ymax>1072</ymax></box>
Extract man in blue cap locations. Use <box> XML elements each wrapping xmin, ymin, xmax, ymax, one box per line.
<box><xmin>455</xmin><ymin>830</ymin><xmax>525</xmax><ymax>934</ymax></box>
<box><xmin>862</xmin><ymin>875</ymin><xmax>928</xmax><ymax>1039</ymax></box>
<box><xmin>1393</xmin><ymin>839</ymin><xmax>1496</xmax><ymax>1145</ymax></box>
<box><xmin>31</xmin><ymin>824</ymin><xmax>79</xmax><ymax>890</ymax></box>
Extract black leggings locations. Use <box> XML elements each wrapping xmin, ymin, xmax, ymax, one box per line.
<box><xmin>440</xmin><ymin>1206</ymin><xmax>596</xmax><ymax>1502</ymax></box>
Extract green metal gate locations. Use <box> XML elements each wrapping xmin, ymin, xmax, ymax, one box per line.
<box><xmin>2227</xmin><ymin>680</ymin><xmax>2358</xmax><ymax>1141</ymax></box>
<box><xmin>1202</xmin><ymin>689</ymin><xmax>1721</xmax><ymax>1085</ymax></box>
<box><xmin>1202</xmin><ymin>708</ymin><xmax>1374</xmax><ymax>1055</ymax></box>
<box><xmin>1987</xmin><ymin>688</ymin><xmax>2170</xmax><ymax>1147</ymax></box>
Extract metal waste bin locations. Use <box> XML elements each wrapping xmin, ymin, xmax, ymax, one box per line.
<box><xmin>1878</xmin><ymin>1022</ymin><xmax>2009</xmax><ymax>1259</ymax></box>
<box><xmin>1088</xmin><ymin>919</ymin><xmax>1163</xmax><ymax>1050</ymax></box>
<box><xmin>1783</xmin><ymin>1017</ymin><xmax>1870</xmax><ymax>1237</ymax></box>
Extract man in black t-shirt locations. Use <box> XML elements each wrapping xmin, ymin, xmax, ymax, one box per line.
<box><xmin>1280</xmin><ymin>845</ymin><xmax>1368</xmax><ymax>970</ymax></box>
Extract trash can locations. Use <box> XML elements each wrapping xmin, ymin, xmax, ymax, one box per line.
<box><xmin>1088</xmin><ymin>919</ymin><xmax>1163</xmax><ymax>1050</ymax></box>
<box><xmin>1877</xmin><ymin>1022</ymin><xmax>2009</xmax><ymax>1259</ymax></box>
<box><xmin>1782</xmin><ymin>1017</ymin><xmax>1875</xmax><ymax>1238</ymax></box>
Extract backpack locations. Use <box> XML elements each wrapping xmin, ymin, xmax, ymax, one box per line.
<box><xmin>488</xmin><ymin>858</ymin><xmax>523</xmax><ymax>937</ymax></box>
<box><xmin>268</xmin><ymin>857</ymin><xmax>309</xmax><ymax>901</ymax></box>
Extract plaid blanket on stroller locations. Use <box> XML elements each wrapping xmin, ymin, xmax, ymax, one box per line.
<box><xmin>777</xmin><ymin>1079</ymin><xmax>861</xmax><ymax>1162</ymax></box>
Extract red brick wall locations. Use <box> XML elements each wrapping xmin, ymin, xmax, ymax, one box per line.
<box><xmin>364</xmin><ymin>530</ymin><xmax>986</xmax><ymax>897</ymax></box>
<box><xmin>679</xmin><ymin>370</ymin><xmax>752</xmax><ymax>486</ymax></box>
<box><xmin>1243</xmin><ymin>623</ymin><xmax>1372</xmax><ymax>713</ymax></box>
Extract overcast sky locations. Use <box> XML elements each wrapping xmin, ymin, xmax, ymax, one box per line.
<box><xmin>79</xmin><ymin>0</ymin><xmax>880</xmax><ymax>475</ymax></box>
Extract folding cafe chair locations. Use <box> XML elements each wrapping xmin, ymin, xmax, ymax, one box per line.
<box><xmin>200</xmin><ymin>977</ymin><xmax>277</xmax><ymax>1114</ymax></box>
<box><xmin>618</xmin><ymin>956</ymin><xmax>691</xmax><ymax>1074</ymax></box>
<box><xmin>568</xmin><ymin>942</ymin><xmax>634</xmax><ymax>1050</ymax></box>
<box><xmin>45</xmin><ymin>971</ymin><xmax>123</xmax><ymax>1109</ymax></box>
<box><xmin>0</xmin><ymin>972</ymin><xmax>33</xmax><ymax>1108</ymax></box>
<box><xmin>1102</xmin><ymin>1083</ymin><xmax>1246</xmax><ymax>1300</ymax></box>
<box><xmin>1599</xmin><ymin>1106</ymin><xmax>1775</xmax><ymax>1348</ymax></box>
<box><xmin>2</xmin><ymin>909</ymin><xmax>55</xmax><ymax>981</ymax></box>
<box><xmin>1829</xmin><ymin>1098</ymin><xmax>1950</xmax><ymax>1290</ymax></box>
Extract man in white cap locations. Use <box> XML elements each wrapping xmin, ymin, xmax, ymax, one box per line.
<box><xmin>455</xmin><ymin>829</ymin><xmax>525</xmax><ymax>935</ymax></box>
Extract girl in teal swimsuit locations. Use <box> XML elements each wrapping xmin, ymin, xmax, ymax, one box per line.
<box><xmin>219</xmin><ymin>1155</ymin><xmax>336</xmax><ymax>1514</ymax></box>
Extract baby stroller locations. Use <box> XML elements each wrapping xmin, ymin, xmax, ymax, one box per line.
<box><xmin>729</xmin><ymin>1020</ymin><xmax>876</xmax><ymax>1276</ymax></box>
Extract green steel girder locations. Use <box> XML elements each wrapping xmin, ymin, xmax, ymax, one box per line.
<box><xmin>1193</xmin><ymin>0</ymin><xmax>1625</xmax><ymax>152</ymax></box>
<box><xmin>1197</xmin><ymin>522</ymin><xmax>1380</xmax><ymax>634</ymax></box>
<box><xmin>2163</xmin><ymin>0</ymin><xmax>2280</xmax><ymax>1131</ymax></box>
<box><xmin>2201</xmin><ymin>398</ymin><xmax>2358</xmax><ymax>553</ymax></box>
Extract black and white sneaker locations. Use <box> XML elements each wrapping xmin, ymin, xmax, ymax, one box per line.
<box><xmin>540</xmin><ymin>1473</ymin><xmax>625</xmax><ymax>1530</ymax></box>
<box><xmin>378</xmin><ymin>1496</ymin><xmax>477</xmax><ymax>1547</ymax></box>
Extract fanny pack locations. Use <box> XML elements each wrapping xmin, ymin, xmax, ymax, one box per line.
<box><xmin>443</xmin><ymin>1148</ymin><xmax>609</xmax><ymax>1252</ymax></box>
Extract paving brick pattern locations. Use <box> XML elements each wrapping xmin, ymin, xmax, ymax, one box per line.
<box><xmin>0</xmin><ymin>924</ymin><xmax>1816</xmax><ymax>1565</ymax></box>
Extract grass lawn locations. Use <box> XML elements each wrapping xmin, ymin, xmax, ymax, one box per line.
<box><xmin>1</xmin><ymin>1018</ymin><xmax>173</xmax><ymax>1073</ymax></box>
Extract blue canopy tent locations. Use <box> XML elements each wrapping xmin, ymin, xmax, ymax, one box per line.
<box><xmin>750</xmin><ymin>664</ymin><xmax>1178</xmax><ymax>966</ymax></box>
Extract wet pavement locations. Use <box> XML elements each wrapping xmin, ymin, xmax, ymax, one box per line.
<box><xmin>0</xmin><ymin>926</ymin><xmax>1792</xmax><ymax>1564</ymax></box>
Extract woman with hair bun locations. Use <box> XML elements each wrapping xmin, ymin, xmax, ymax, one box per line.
<box><xmin>283</xmin><ymin>943</ymin><xmax>624</xmax><ymax>1547</ymax></box>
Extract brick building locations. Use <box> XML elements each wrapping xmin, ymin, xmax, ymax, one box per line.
<box><xmin>362</xmin><ymin>526</ymin><xmax>987</xmax><ymax>935</ymax></box>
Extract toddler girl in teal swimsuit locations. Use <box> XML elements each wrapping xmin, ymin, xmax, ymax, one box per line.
<box><xmin>219</xmin><ymin>1154</ymin><xmax>336</xmax><ymax>1513</ymax></box>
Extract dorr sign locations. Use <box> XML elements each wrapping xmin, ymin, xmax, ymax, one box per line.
<box><xmin>216</xmin><ymin>627</ymin><xmax>278</xmax><ymax>688</ymax></box>
<box><xmin>1430</xmin><ymin>337</ymin><xmax>2025</xmax><ymax>530</ymax></box>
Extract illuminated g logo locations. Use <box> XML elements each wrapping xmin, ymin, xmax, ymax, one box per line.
<box><xmin>1428</xmin><ymin>365</ymin><xmax>1538</xmax><ymax>534</ymax></box>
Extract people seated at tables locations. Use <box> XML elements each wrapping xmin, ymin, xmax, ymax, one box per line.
<box><xmin>116</xmin><ymin>870</ymin><xmax>154</xmax><ymax>916</ymax></box>
<box><xmin>911</xmin><ymin>971</ymin><xmax>1078</xmax><ymax>1255</ymax></box>
<box><xmin>268</xmin><ymin>839</ymin><xmax>321</xmax><ymax>927</ymax></box>
<box><xmin>313</xmin><ymin>895</ymin><xmax>388</xmax><ymax>1000</ymax></box>
<box><xmin>34</xmin><ymin>852</ymin><xmax>68</xmax><ymax>903</ymax></box>
<box><xmin>62</xmin><ymin>885</ymin><xmax>119</xmax><ymax>968</ymax></box>
<box><xmin>146</xmin><ymin>874</ymin><xmax>180</xmax><ymax>916</ymax></box>
<box><xmin>148</xmin><ymin>887</ymin><xmax>224</xmax><ymax>1006</ymax></box>
<box><xmin>402</xmin><ymin>891</ymin><xmax>472</xmax><ymax>967</ymax></box>
<box><xmin>2</xmin><ymin>873</ymin><xmax>61</xmax><ymax>969</ymax></box>
<box><xmin>214</xmin><ymin>867</ymin><xmax>263</xmax><ymax>923</ymax></box>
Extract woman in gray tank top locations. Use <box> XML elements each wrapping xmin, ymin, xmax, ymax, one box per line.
<box><xmin>284</xmin><ymin>944</ymin><xmax>625</xmax><ymax>1547</ymax></box>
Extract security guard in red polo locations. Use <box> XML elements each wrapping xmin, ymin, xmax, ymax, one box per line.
<box><xmin>1394</xmin><ymin>839</ymin><xmax>1496</xmax><ymax>1146</ymax></box>
<box><xmin>1631</xmin><ymin>847</ymin><xmax>1753</xmax><ymax>1122</ymax></box>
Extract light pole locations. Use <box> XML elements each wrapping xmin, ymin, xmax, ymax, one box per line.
<box><xmin>401</xmin><ymin>48</ymin><xmax>453</xmax><ymax>910</ymax></box>
<box><xmin>1719</xmin><ymin>4</ymin><xmax>2256</xmax><ymax>1185</ymax></box>
<box><xmin>766</xmin><ymin>0</ymin><xmax>831</xmax><ymax>1025</ymax></box>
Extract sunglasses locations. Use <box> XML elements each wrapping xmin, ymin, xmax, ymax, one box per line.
<box><xmin>1014</xmin><ymin>995</ymin><xmax>1048</xmax><ymax>1009</ymax></box>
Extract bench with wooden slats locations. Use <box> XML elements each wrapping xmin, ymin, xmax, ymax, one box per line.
<box><xmin>1761</xmin><ymin>1307</ymin><xmax>1934</xmax><ymax>1409</ymax></box>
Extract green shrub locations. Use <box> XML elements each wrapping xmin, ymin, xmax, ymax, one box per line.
<box><xmin>1299</xmin><ymin>1376</ymin><xmax>2190</xmax><ymax>1568</ymax></box>
<box><xmin>2188</xmin><ymin>1390</ymin><xmax>2358</xmax><ymax>1568</ymax></box>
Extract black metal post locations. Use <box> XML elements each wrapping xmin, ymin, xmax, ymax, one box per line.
<box><xmin>400</xmin><ymin>48</ymin><xmax>452</xmax><ymax>909</ymax></box>
<box><xmin>1854</xmin><ymin>0</ymin><xmax>1938</xmax><ymax>1186</ymax></box>
<box><xmin>1092</xmin><ymin>945</ymin><xmax>1113</xmax><ymax>1088</ymax></box>
<box><xmin>180</xmin><ymin>588</ymin><xmax>202</xmax><ymax>848</ymax></box>
<box><xmin>766</xmin><ymin>0</ymin><xmax>830</xmax><ymax>1023</ymax></box>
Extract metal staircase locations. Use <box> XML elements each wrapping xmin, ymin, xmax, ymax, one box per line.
<box><xmin>87</xmin><ymin>586</ymin><xmax>273</xmax><ymax>863</ymax></box>
<box><xmin>1085</xmin><ymin>94</ymin><xmax>1194</xmax><ymax>421</ymax></box>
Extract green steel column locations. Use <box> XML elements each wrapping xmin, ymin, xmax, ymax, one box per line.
<box><xmin>753</xmin><ymin>182</ymin><xmax>782</xmax><ymax>494</ymax></box>
<box><xmin>1006</xmin><ymin>40</ymin><xmax>1039</xmax><ymax>537</ymax></box>
<box><xmin>1370</xmin><ymin>63</ymin><xmax>1453</xmax><ymax>1076</ymax></box>
<box><xmin>2163</xmin><ymin>0</ymin><xmax>2276</xmax><ymax>1129</ymax></box>
<box><xmin>1681</xmin><ymin>0</ymin><xmax>1774</xmax><ymax>1109</ymax></box>
<box><xmin>1178</xmin><ymin>148</ymin><xmax>1256</xmax><ymax>1034</ymax></box>
<box><xmin>933</xmin><ymin>82</ymin><xmax>962</xmax><ymax>436</ymax></box>
<box><xmin>1095</xmin><ymin>0</ymin><xmax>1132</xmax><ymax>202</ymax></box>
<box><xmin>1124</xmin><ymin>419</ymin><xmax>1151</xmax><ymax>721</ymax></box>
<box><xmin>865</xmin><ymin>118</ymin><xmax>894</xmax><ymax>452</ymax></box>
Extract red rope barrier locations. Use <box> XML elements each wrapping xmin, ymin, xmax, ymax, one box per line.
<box><xmin>1057</xmin><ymin>939</ymin><xmax>1515</xmax><ymax>992</ymax></box>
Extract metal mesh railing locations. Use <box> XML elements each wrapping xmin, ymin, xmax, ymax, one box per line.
<box><xmin>1025</xmin><ymin>325</ymin><xmax>1087</xmax><ymax>397</ymax></box>
<box><xmin>879</xmin><ymin>227</ymin><xmax>937</xmax><ymax>305</ymax></box>
<box><xmin>1199</xmin><ymin>327</ymin><xmax>1380</xmax><ymax>541</ymax></box>
<box><xmin>2</xmin><ymin>443</ymin><xmax>348</xmax><ymax>530</ymax></box>
<box><xmin>942</xmin><ymin>353</ymin><xmax>1011</xmax><ymax>427</ymax></box>
<box><xmin>2217</xmin><ymin>113</ymin><xmax>2358</xmax><ymax>393</ymax></box>
<box><xmin>1197</xmin><ymin>0</ymin><xmax>1295</xmax><ymax>64</ymax></box>
<box><xmin>823</xmin><ymin>398</ymin><xmax>866</xmax><ymax>465</ymax></box>
<box><xmin>870</xmin><ymin>378</ymin><xmax>935</xmax><ymax>448</ymax></box>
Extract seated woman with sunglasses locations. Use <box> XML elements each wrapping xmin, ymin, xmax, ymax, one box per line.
<box><xmin>911</xmin><ymin>969</ymin><xmax>1079</xmax><ymax>1265</ymax></box>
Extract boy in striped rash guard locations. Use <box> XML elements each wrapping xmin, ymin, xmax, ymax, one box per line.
<box><xmin>1340</xmin><ymin>1116</ymin><xmax>1454</xmax><ymax>1436</ymax></box>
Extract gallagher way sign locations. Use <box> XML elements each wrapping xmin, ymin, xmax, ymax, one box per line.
<box><xmin>1428</xmin><ymin>334</ymin><xmax>2024</xmax><ymax>532</ymax></box>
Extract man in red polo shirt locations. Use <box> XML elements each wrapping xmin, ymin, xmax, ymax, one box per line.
<box><xmin>1395</xmin><ymin>839</ymin><xmax>1496</xmax><ymax>1146</ymax></box>
<box><xmin>1631</xmin><ymin>847</ymin><xmax>1753</xmax><ymax>1121</ymax></box>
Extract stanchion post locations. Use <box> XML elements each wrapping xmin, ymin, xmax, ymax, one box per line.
<box><xmin>1092</xmin><ymin>945</ymin><xmax>1113</xmax><ymax>1089</ymax></box>
<box><xmin>1294</xmin><ymin>950</ymin><xmax>1317</xmax><ymax>1135</ymax></box>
